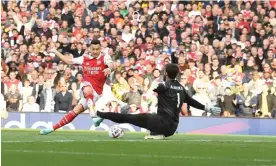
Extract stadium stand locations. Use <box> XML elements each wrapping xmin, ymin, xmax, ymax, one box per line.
<box><xmin>1</xmin><ymin>0</ymin><xmax>276</xmax><ymax>118</ymax></box>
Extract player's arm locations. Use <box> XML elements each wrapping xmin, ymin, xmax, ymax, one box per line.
<box><xmin>184</xmin><ymin>91</ymin><xmax>221</xmax><ymax>115</ymax></box>
<box><xmin>103</xmin><ymin>54</ymin><xmax>114</xmax><ymax>76</ymax></box>
<box><xmin>152</xmin><ymin>82</ymin><xmax>167</xmax><ymax>94</ymax></box>
<box><xmin>51</xmin><ymin>48</ymin><xmax>74</xmax><ymax>65</ymax></box>
<box><xmin>184</xmin><ymin>93</ymin><xmax>205</xmax><ymax>110</ymax></box>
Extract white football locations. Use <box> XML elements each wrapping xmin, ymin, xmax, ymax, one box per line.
<box><xmin>108</xmin><ymin>125</ymin><xmax>124</xmax><ymax>138</ymax></box>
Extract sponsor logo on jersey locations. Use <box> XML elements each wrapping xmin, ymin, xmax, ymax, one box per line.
<box><xmin>83</xmin><ymin>66</ymin><xmax>102</xmax><ymax>75</ymax></box>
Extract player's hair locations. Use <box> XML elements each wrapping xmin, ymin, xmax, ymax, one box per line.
<box><xmin>165</xmin><ymin>63</ymin><xmax>179</xmax><ymax>79</ymax></box>
<box><xmin>90</xmin><ymin>39</ymin><xmax>101</xmax><ymax>45</ymax></box>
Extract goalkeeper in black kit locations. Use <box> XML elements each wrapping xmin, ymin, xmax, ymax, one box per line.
<box><xmin>91</xmin><ymin>64</ymin><xmax>221</xmax><ymax>139</ymax></box>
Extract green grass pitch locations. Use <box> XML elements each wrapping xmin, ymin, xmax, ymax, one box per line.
<box><xmin>2</xmin><ymin>129</ymin><xmax>276</xmax><ymax>166</ymax></box>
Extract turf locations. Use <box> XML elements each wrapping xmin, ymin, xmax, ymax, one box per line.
<box><xmin>2</xmin><ymin>129</ymin><xmax>276</xmax><ymax>166</ymax></box>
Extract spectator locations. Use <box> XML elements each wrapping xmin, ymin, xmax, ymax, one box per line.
<box><xmin>257</xmin><ymin>84</ymin><xmax>275</xmax><ymax>118</ymax></box>
<box><xmin>141</xmin><ymin>77</ymin><xmax>152</xmax><ymax>94</ymax></box>
<box><xmin>141</xmin><ymin>77</ymin><xmax>157</xmax><ymax>107</ymax></box>
<box><xmin>20</xmin><ymin>79</ymin><xmax>33</xmax><ymax>104</ymax></box>
<box><xmin>32</xmin><ymin>74</ymin><xmax>45</xmax><ymax>104</ymax></box>
<box><xmin>209</xmin><ymin>76</ymin><xmax>225</xmax><ymax>107</ymax></box>
<box><xmin>6</xmin><ymin>71</ymin><xmax>22</xmax><ymax>91</ymax></box>
<box><xmin>122</xmin><ymin>78</ymin><xmax>143</xmax><ymax>108</ymax></box>
<box><xmin>179</xmin><ymin>74</ymin><xmax>195</xmax><ymax>116</ymax></box>
<box><xmin>2</xmin><ymin>42</ymin><xmax>13</xmax><ymax>60</ymax></box>
<box><xmin>44</xmin><ymin>68</ymin><xmax>56</xmax><ymax>87</ymax></box>
<box><xmin>40</xmin><ymin>80</ymin><xmax>56</xmax><ymax>112</ymax></box>
<box><xmin>271</xmin><ymin>58</ymin><xmax>276</xmax><ymax>71</ymax></box>
<box><xmin>22</xmin><ymin>96</ymin><xmax>40</xmax><ymax>112</ymax></box>
<box><xmin>37</xmin><ymin>3</ymin><xmax>49</xmax><ymax>21</ymax></box>
<box><xmin>221</xmin><ymin>87</ymin><xmax>236</xmax><ymax>117</ymax></box>
<box><xmin>248</xmin><ymin>71</ymin><xmax>264</xmax><ymax>95</ymax></box>
<box><xmin>133</xmin><ymin>69</ymin><xmax>144</xmax><ymax>86</ymax></box>
<box><xmin>73</xmin><ymin>42</ymin><xmax>85</xmax><ymax>58</ymax></box>
<box><xmin>271</xmin><ymin>86</ymin><xmax>276</xmax><ymax>118</ymax></box>
<box><xmin>54</xmin><ymin>81</ymin><xmax>73</xmax><ymax>113</ymax></box>
<box><xmin>1</xmin><ymin>77</ymin><xmax>8</xmax><ymax>96</ymax></box>
<box><xmin>180</xmin><ymin>74</ymin><xmax>195</xmax><ymax>97</ymax></box>
<box><xmin>71</xmin><ymin>72</ymin><xmax>83</xmax><ymax>106</ymax></box>
<box><xmin>112</xmin><ymin>76</ymin><xmax>130</xmax><ymax>101</ymax></box>
<box><xmin>10</xmin><ymin>10</ymin><xmax>36</xmax><ymax>34</ymax></box>
<box><xmin>5</xmin><ymin>84</ymin><xmax>22</xmax><ymax>112</ymax></box>
<box><xmin>236</xmin><ymin>83</ymin><xmax>258</xmax><ymax>117</ymax></box>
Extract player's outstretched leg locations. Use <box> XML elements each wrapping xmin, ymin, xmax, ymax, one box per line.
<box><xmin>87</xmin><ymin>97</ymin><xmax>104</xmax><ymax>127</ymax></box>
<box><xmin>82</xmin><ymin>85</ymin><xmax>97</xmax><ymax>117</ymax></box>
<box><xmin>40</xmin><ymin>104</ymin><xmax>84</xmax><ymax>135</ymax></box>
<box><xmin>82</xmin><ymin>85</ymin><xmax>104</xmax><ymax>127</ymax></box>
<box><xmin>77</xmin><ymin>93</ymin><xmax>103</xmax><ymax>127</ymax></box>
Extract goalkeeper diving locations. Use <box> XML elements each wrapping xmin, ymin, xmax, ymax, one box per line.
<box><xmin>91</xmin><ymin>63</ymin><xmax>221</xmax><ymax>139</ymax></box>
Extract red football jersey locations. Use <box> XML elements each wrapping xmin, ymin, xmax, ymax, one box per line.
<box><xmin>73</xmin><ymin>53</ymin><xmax>112</xmax><ymax>95</ymax></box>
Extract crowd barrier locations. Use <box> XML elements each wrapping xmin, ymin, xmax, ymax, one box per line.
<box><xmin>1</xmin><ymin>112</ymin><xmax>276</xmax><ymax>136</ymax></box>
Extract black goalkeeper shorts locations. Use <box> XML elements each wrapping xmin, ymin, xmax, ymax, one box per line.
<box><xmin>146</xmin><ymin>114</ymin><xmax>177</xmax><ymax>137</ymax></box>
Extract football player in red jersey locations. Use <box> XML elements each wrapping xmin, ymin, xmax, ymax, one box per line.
<box><xmin>40</xmin><ymin>40</ymin><xmax>114</xmax><ymax>135</ymax></box>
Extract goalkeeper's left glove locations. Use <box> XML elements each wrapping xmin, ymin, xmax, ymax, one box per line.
<box><xmin>150</xmin><ymin>80</ymin><xmax>159</xmax><ymax>90</ymax></box>
<box><xmin>204</xmin><ymin>103</ymin><xmax>222</xmax><ymax>116</ymax></box>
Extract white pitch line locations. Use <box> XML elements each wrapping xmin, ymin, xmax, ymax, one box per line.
<box><xmin>2</xmin><ymin>140</ymin><xmax>75</xmax><ymax>143</ymax></box>
<box><xmin>2</xmin><ymin>139</ymin><xmax>276</xmax><ymax>143</ymax></box>
<box><xmin>3</xmin><ymin>149</ymin><xmax>276</xmax><ymax>163</ymax></box>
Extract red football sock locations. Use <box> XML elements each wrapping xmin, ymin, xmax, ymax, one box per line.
<box><xmin>53</xmin><ymin>111</ymin><xmax>78</xmax><ymax>130</ymax></box>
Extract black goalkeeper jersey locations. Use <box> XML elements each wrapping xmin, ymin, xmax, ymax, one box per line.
<box><xmin>153</xmin><ymin>79</ymin><xmax>205</xmax><ymax>125</ymax></box>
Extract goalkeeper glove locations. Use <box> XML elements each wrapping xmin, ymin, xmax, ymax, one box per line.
<box><xmin>204</xmin><ymin>103</ymin><xmax>222</xmax><ymax>116</ymax></box>
<box><xmin>150</xmin><ymin>81</ymin><xmax>159</xmax><ymax>90</ymax></box>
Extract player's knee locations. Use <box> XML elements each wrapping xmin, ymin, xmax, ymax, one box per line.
<box><xmin>82</xmin><ymin>86</ymin><xmax>93</xmax><ymax>97</ymax></box>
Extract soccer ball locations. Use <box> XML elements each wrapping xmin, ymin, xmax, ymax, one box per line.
<box><xmin>108</xmin><ymin>125</ymin><xmax>124</xmax><ymax>138</ymax></box>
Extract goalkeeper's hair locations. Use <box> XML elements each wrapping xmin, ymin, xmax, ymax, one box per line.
<box><xmin>165</xmin><ymin>63</ymin><xmax>179</xmax><ymax>79</ymax></box>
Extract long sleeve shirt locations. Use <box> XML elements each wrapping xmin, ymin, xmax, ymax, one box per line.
<box><xmin>54</xmin><ymin>91</ymin><xmax>73</xmax><ymax>112</ymax></box>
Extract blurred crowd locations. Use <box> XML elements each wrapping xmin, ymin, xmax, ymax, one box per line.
<box><xmin>1</xmin><ymin>0</ymin><xmax>276</xmax><ymax>118</ymax></box>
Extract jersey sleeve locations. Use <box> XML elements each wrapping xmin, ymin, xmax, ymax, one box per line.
<box><xmin>104</xmin><ymin>54</ymin><xmax>113</xmax><ymax>65</ymax></box>
<box><xmin>72</xmin><ymin>56</ymin><xmax>84</xmax><ymax>65</ymax></box>
<box><xmin>184</xmin><ymin>90</ymin><xmax>205</xmax><ymax>110</ymax></box>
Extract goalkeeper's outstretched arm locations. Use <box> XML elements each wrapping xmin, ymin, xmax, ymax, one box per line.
<box><xmin>184</xmin><ymin>91</ymin><xmax>221</xmax><ymax>115</ymax></box>
<box><xmin>184</xmin><ymin>93</ymin><xmax>205</xmax><ymax>110</ymax></box>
